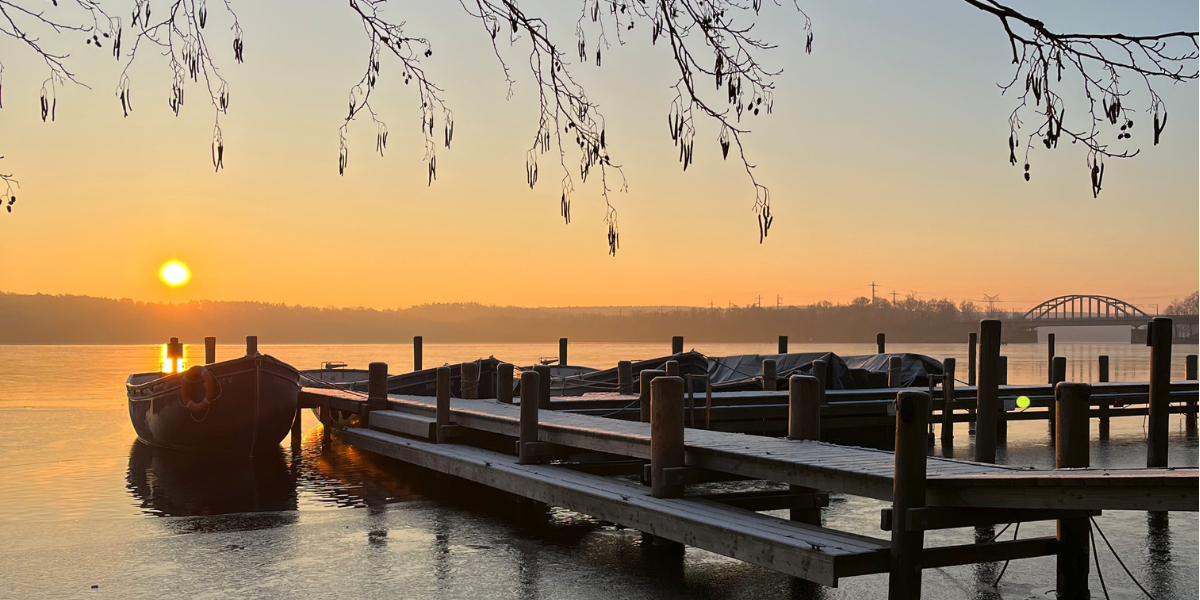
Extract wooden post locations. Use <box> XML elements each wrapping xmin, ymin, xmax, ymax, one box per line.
<box><xmin>533</xmin><ymin>365</ymin><xmax>552</xmax><ymax>410</ymax></box>
<box><xmin>1148</xmin><ymin>317</ymin><xmax>1172</xmax><ymax>468</ymax></box>
<box><xmin>762</xmin><ymin>359</ymin><xmax>777</xmax><ymax>391</ymax></box>
<box><xmin>650</xmin><ymin>376</ymin><xmax>685</xmax><ymax>499</ymax></box>
<box><xmin>1098</xmin><ymin>355</ymin><xmax>1110</xmax><ymax>439</ymax></box>
<box><xmin>665</xmin><ymin>360</ymin><xmax>680</xmax><ymax>377</ymax></box>
<box><xmin>975</xmin><ymin>320</ymin><xmax>1001</xmax><ymax>464</ymax></box>
<box><xmin>788</xmin><ymin>375</ymin><xmax>822</xmax><ymax>525</ymax></box>
<box><xmin>671</xmin><ymin>336</ymin><xmax>684</xmax><ymax>355</ymax></box>
<box><xmin>1055</xmin><ymin>382</ymin><xmax>1091</xmax><ymax>600</ymax></box>
<box><xmin>778</xmin><ymin>335</ymin><xmax>788</xmax><ymax>354</ymax></box>
<box><xmin>518</xmin><ymin>371</ymin><xmax>540</xmax><ymax>465</ymax></box>
<box><xmin>940</xmin><ymin>358</ymin><xmax>956</xmax><ymax>442</ymax></box>
<box><xmin>461</xmin><ymin>361</ymin><xmax>480</xmax><ymax>400</ymax></box>
<box><xmin>246</xmin><ymin>335</ymin><xmax>258</xmax><ymax>356</ymax></box>
<box><xmin>812</xmin><ymin>359</ymin><xmax>828</xmax><ymax>406</ymax></box>
<box><xmin>435</xmin><ymin>366</ymin><xmax>451</xmax><ymax>443</ymax></box>
<box><xmin>291</xmin><ymin>405</ymin><xmax>303</xmax><ymax>449</ymax></box>
<box><xmin>559</xmin><ymin>337</ymin><xmax>568</xmax><ymax>366</ymax></box>
<box><xmin>888</xmin><ymin>356</ymin><xmax>903</xmax><ymax>388</ymax></box>
<box><xmin>412</xmin><ymin>336</ymin><xmax>423</xmax><ymax>371</ymax></box>
<box><xmin>617</xmin><ymin>361</ymin><xmax>634</xmax><ymax>395</ymax></box>
<box><xmin>366</xmin><ymin>362</ymin><xmax>388</xmax><ymax>428</ymax></box>
<box><xmin>1188</xmin><ymin>354</ymin><xmax>1198</xmax><ymax>380</ymax></box>
<box><xmin>639</xmin><ymin>369</ymin><xmax>665</xmax><ymax>423</ymax></box>
<box><xmin>889</xmin><ymin>391</ymin><xmax>929</xmax><ymax>599</ymax></box>
<box><xmin>204</xmin><ymin>337</ymin><xmax>216</xmax><ymax>364</ymax></box>
<box><xmin>967</xmin><ymin>332</ymin><xmax>977</xmax><ymax>386</ymax></box>
<box><xmin>496</xmin><ymin>363</ymin><xmax>514</xmax><ymax>404</ymax></box>
<box><xmin>1049</xmin><ymin>356</ymin><xmax>1066</xmax><ymax>437</ymax></box>
<box><xmin>1047</xmin><ymin>332</ymin><xmax>1056</xmax><ymax>384</ymax></box>
<box><xmin>997</xmin><ymin>356</ymin><xmax>1008</xmax><ymax>386</ymax></box>
<box><xmin>877</xmin><ymin>333</ymin><xmax>886</xmax><ymax>354</ymax></box>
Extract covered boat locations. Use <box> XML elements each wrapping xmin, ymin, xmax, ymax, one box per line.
<box><xmin>126</xmin><ymin>353</ymin><xmax>301</xmax><ymax>456</ymax></box>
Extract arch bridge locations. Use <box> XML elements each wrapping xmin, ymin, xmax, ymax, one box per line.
<box><xmin>1001</xmin><ymin>294</ymin><xmax>1198</xmax><ymax>343</ymax></box>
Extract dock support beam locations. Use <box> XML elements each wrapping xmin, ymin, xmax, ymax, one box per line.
<box><xmin>366</xmin><ymin>362</ymin><xmax>388</xmax><ymax>428</ymax></box>
<box><xmin>497</xmin><ymin>363</ymin><xmax>514</xmax><ymax>404</ymax></box>
<box><xmin>1050</xmin><ymin>357</ymin><xmax>1066</xmax><ymax>438</ymax></box>
<box><xmin>940</xmin><ymin>358</ymin><xmax>956</xmax><ymax>443</ymax></box>
<box><xmin>1055</xmin><ymin>382</ymin><xmax>1091</xmax><ymax>600</ymax></box>
<box><xmin>639</xmin><ymin>370</ymin><xmax>665</xmax><ymax>423</ymax></box>
<box><xmin>534</xmin><ymin>365</ymin><xmax>552</xmax><ymax>410</ymax></box>
<box><xmin>975</xmin><ymin>320</ymin><xmax>1001</xmax><ymax>464</ymax></box>
<box><xmin>1098</xmin><ymin>355</ymin><xmax>1110</xmax><ymax>439</ymax></box>
<box><xmin>763</xmin><ymin>359</ymin><xmax>777</xmax><ymax>392</ymax></box>
<box><xmin>518</xmin><ymin>371</ymin><xmax>540</xmax><ymax>464</ymax></box>
<box><xmin>788</xmin><ymin>375</ymin><xmax>822</xmax><ymax>525</ymax></box>
<box><xmin>888</xmin><ymin>356</ymin><xmax>902</xmax><ymax>388</ymax></box>
<box><xmin>413</xmin><ymin>336</ymin><xmax>423</xmax><ymax>371</ymax></box>
<box><xmin>877</xmin><ymin>333</ymin><xmax>886</xmax><ymax>354</ymax></box>
<box><xmin>246</xmin><ymin>335</ymin><xmax>258</xmax><ymax>356</ymax></box>
<box><xmin>204</xmin><ymin>337</ymin><xmax>216</xmax><ymax>365</ymax></box>
<box><xmin>618</xmin><ymin>361</ymin><xmax>634</xmax><ymax>395</ymax></box>
<box><xmin>436</xmin><ymin>366</ymin><xmax>451</xmax><ymax>443</ymax></box>
<box><xmin>889</xmin><ymin>391</ymin><xmax>928</xmax><ymax>599</ymax></box>
<box><xmin>1047</xmin><ymin>333</ymin><xmax>1056</xmax><ymax>384</ymax></box>
<box><xmin>559</xmin><ymin>338</ymin><xmax>568</xmax><ymax>367</ymax></box>
<box><xmin>672</xmin><ymin>336</ymin><xmax>684</xmax><ymax>355</ymax></box>
<box><xmin>651</xmin><ymin>376</ymin><xmax>686</xmax><ymax>499</ymax></box>
<box><xmin>778</xmin><ymin>335</ymin><xmax>788</xmax><ymax>354</ymax></box>
<box><xmin>1148</xmin><ymin>317</ymin><xmax>1172</xmax><ymax>467</ymax></box>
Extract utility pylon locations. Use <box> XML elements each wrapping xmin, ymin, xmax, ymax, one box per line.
<box><xmin>870</xmin><ymin>282</ymin><xmax>879</xmax><ymax>305</ymax></box>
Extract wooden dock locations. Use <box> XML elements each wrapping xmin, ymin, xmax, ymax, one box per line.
<box><xmin>299</xmin><ymin>377</ymin><xmax>1198</xmax><ymax>597</ymax></box>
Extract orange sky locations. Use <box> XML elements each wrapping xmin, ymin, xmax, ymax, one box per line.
<box><xmin>0</xmin><ymin>1</ymin><xmax>1196</xmax><ymax>314</ymax></box>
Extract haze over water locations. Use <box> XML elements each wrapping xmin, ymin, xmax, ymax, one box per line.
<box><xmin>0</xmin><ymin>342</ymin><xmax>1196</xmax><ymax>599</ymax></box>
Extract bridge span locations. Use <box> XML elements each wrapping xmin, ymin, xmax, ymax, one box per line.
<box><xmin>999</xmin><ymin>294</ymin><xmax>1198</xmax><ymax>343</ymax></box>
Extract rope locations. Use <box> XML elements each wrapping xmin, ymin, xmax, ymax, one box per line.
<box><xmin>1090</xmin><ymin>516</ymin><xmax>1159</xmax><ymax>600</ymax></box>
<box><xmin>1092</xmin><ymin>520</ymin><xmax>1111</xmax><ymax>600</ymax></box>
<box><xmin>990</xmin><ymin>522</ymin><xmax>1019</xmax><ymax>587</ymax></box>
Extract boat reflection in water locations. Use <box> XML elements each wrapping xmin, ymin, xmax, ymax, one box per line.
<box><xmin>126</xmin><ymin>440</ymin><xmax>298</xmax><ymax>519</ymax></box>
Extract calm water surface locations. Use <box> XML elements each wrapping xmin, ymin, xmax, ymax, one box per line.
<box><xmin>0</xmin><ymin>342</ymin><xmax>1196</xmax><ymax>599</ymax></box>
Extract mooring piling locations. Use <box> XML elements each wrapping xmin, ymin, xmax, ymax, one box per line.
<box><xmin>1055</xmin><ymin>382</ymin><xmax>1092</xmax><ymax>600</ymax></box>
<box><xmin>671</xmin><ymin>336</ymin><xmax>684</xmax><ymax>355</ymax></box>
<box><xmin>639</xmin><ymin>369</ymin><xmax>665</xmax><ymax>423</ymax></box>
<box><xmin>888</xmin><ymin>391</ymin><xmax>929</xmax><ymax>599</ymax></box>
<box><xmin>204</xmin><ymin>337</ymin><xmax>216</xmax><ymax>364</ymax></box>
<box><xmin>461</xmin><ymin>361</ymin><xmax>480</xmax><ymax>400</ymax></box>
<box><xmin>1098</xmin><ymin>355</ymin><xmax>1110</xmax><ymax>438</ymax></box>
<box><xmin>778</xmin><ymin>335</ymin><xmax>788</xmax><ymax>354</ymax></box>
<box><xmin>1148</xmin><ymin>317</ymin><xmax>1172</xmax><ymax>467</ymax></box>
<box><xmin>967</xmin><ymin>332</ymin><xmax>977</xmax><ymax>387</ymax></box>
<box><xmin>1049</xmin><ymin>356</ymin><xmax>1066</xmax><ymax>437</ymax></box>
<box><xmin>436</xmin><ymin>366</ymin><xmax>451</xmax><ymax>443</ymax></box>
<box><xmin>518</xmin><ymin>371</ymin><xmax>541</xmax><ymax>465</ymax></box>
<box><xmin>246</xmin><ymin>335</ymin><xmax>258</xmax><ymax>356</ymax></box>
<box><xmin>763</xmin><ymin>359</ymin><xmax>777</xmax><ymax>391</ymax></box>
<box><xmin>413</xmin><ymin>336</ymin><xmax>423</xmax><ymax>371</ymax></box>
<box><xmin>559</xmin><ymin>337</ymin><xmax>568</xmax><ymax>367</ymax></box>
<box><xmin>888</xmin><ymin>356</ymin><xmax>902</xmax><ymax>388</ymax></box>
<box><xmin>650</xmin><ymin>376</ymin><xmax>686</xmax><ymax>499</ymax></box>
<box><xmin>533</xmin><ymin>365</ymin><xmax>552</xmax><ymax>410</ymax></box>
<box><xmin>812</xmin><ymin>359</ymin><xmax>828</xmax><ymax>406</ymax></box>
<box><xmin>788</xmin><ymin>374</ymin><xmax>822</xmax><ymax>525</ymax></box>
<box><xmin>1047</xmin><ymin>333</ymin><xmax>1056</xmax><ymax>384</ymax></box>
<box><xmin>1186</xmin><ymin>353</ymin><xmax>1198</xmax><ymax>435</ymax></box>
<box><xmin>997</xmin><ymin>355</ymin><xmax>1008</xmax><ymax>386</ymax></box>
<box><xmin>617</xmin><ymin>360</ymin><xmax>634</xmax><ymax>394</ymax></box>
<box><xmin>1188</xmin><ymin>354</ymin><xmax>1198</xmax><ymax>381</ymax></box>
<box><xmin>366</xmin><ymin>362</ymin><xmax>388</xmax><ymax>428</ymax></box>
<box><xmin>975</xmin><ymin>320</ymin><xmax>1001</xmax><ymax>463</ymax></box>
<box><xmin>877</xmin><ymin>333</ymin><xmax>886</xmax><ymax>354</ymax></box>
<box><xmin>497</xmin><ymin>362</ymin><xmax>514</xmax><ymax>404</ymax></box>
<box><xmin>665</xmin><ymin>360</ymin><xmax>680</xmax><ymax>377</ymax></box>
<box><xmin>940</xmin><ymin>358</ymin><xmax>956</xmax><ymax>442</ymax></box>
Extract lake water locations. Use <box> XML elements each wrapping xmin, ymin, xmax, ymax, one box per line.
<box><xmin>0</xmin><ymin>342</ymin><xmax>1196</xmax><ymax>599</ymax></box>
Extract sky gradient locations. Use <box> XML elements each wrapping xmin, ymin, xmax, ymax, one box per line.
<box><xmin>1</xmin><ymin>0</ymin><xmax>1196</xmax><ymax>313</ymax></box>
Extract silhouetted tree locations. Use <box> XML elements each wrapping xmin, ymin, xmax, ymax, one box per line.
<box><xmin>1165</xmin><ymin>291</ymin><xmax>1199</xmax><ymax>316</ymax></box>
<box><xmin>1</xmin><ymin>1</ymin><xmax>1196</xmax><ymax>248</ymax></box>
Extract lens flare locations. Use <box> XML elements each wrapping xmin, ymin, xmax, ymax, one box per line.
<box><xmin>160</xmin><ymin>261</ymin><xmax>190</xmax><ymax>287</ymax></box>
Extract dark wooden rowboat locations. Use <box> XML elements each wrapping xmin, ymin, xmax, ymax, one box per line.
<box><xmin>126</xmin><ymin>353</ymin><xmax>300</xmax><ymax>457</ymax></box>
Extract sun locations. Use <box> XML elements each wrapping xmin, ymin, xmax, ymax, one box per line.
<box><xmin>160</xmin><ymin>261</ymin><xmax>191</xmax><ymax>287</ymax></box>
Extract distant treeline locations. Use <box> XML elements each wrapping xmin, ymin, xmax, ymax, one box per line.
<box><xmin>0</xmin><ymin>292</ymin><xmax>1014</xmax><ymax>344</ymax></box>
